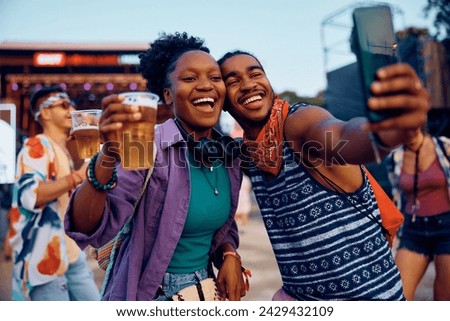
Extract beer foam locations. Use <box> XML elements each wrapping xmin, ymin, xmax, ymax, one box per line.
<box><xmin>122</xmin><ymin>92</ymin><xmax>158</xmax><ymax>108</ymax></box>
<box><xmin>72</xmin><ymin>125</ymin><xmax>99</xmax><ymax>131</ymax></box>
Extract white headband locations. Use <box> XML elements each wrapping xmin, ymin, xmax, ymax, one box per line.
<box><xmin>34</xmin><ymin>92</ymin><xmax>73</xmax><ymax>121</ymax></box>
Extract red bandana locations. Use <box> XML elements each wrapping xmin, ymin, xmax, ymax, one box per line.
<box><xmin>243</xmin><ymin>98</ymin><xmax>290</xmax><ymax>176</ymax></box>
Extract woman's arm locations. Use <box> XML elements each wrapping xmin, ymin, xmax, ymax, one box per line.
<box><xmin>216</xmin><ymin>242</ymin><xmax>246</xmax><ymax>301</ymax></box>
<box><xmin>69</xmin><ymin>151</ymin><xmax>114</xmax><ymax>235</ymax></box>
<box><xmin>68</xmin><ymin>94</ymin><xmax>144</xmax><ymax>235</ymax></box>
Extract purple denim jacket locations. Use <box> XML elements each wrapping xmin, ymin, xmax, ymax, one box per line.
<box><xmin>65</xmin><ymin>119</ymin><xmax>242</xmax><ymax>300</ymax></box>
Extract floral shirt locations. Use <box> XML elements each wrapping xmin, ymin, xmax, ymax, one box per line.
<box><xmin>9</xmin><ymin>134</ymin><xmax>80</xmax><ymax>300</ymax></box>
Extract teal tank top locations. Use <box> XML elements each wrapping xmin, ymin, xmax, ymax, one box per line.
<box><xmin>167</xmin><ymin>155</ymin><xmax>231</xmax><ymax>273</ymax></box>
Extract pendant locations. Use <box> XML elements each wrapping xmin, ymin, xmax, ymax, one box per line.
<box><xmin>411</xmin><ymin>199</ymin><xmax>420</xmax><ymax>216</ymax></box>
<box><xmin>214</xmin><ymin>187</ymin><xmax>219</xmax><ymax>196</ymax></box>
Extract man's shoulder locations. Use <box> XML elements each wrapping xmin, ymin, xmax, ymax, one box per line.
<box><xmin>288</xmin><ymin>102</ymin><xmax>310</xmax><ymax>116</ymax></box>
<box><xmin>22</xmin><ymin>134</ymin><xmax>49</xmax><ymax>144</ymax></box>
<box><xmin>284</xmin><ymin>102</ymin><xmax>329</xmax><ymax>140</ymax></box>
<box><xmin>18</xmin><ymin>134</ymin><xmax>54</xmax><ymax>160</ymax></box>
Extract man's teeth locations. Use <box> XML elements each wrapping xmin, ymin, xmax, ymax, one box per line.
<box><xmin>193</xmin><ymin>97</ymin><xmax>215</xmax><ymax>105</ymax></box>
<box><xmin>243</xmin><ymin>95</ymin><xmax>262</xmax><ymax>105</ymax></box>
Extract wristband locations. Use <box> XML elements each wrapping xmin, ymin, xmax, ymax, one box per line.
<box><xmin>223</xmin><ymin>251</ymin><xmax>252</xmax><ymax>292</ymax></box>
<box><xmin>66</xmin><ymin>174</ymin><xmax>76</xmax><ymax>189</ymax></box>
<box><xmin>223</xmin><ymin>251</ymin><xmax>241</xmax><ymax>262</ymax></box>
<box><xmin>71</xmin><ymin>170</ymin><xmax>84</xmax><ymax>184</ymax></box>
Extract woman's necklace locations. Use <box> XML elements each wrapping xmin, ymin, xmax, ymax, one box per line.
<box><xmin>405</xmin><ymin>134</ymin><xmax>426</xmax><ymax>217</ymax></box>
<box><xmin>201</xmin><ymin>164</ymin><xmax>219</xmax><ymax>196</ymax></box>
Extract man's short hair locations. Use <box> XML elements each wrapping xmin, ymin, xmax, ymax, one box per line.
<box><xmin>29</xmin><ymin>85</ymin><xmax>65</xmax><ymax>120</ymax></box>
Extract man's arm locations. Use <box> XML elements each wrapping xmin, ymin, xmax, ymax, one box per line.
<box><xmin>16</xmin><ymin>138</ymin><xmax>86</xmax><ymax>210</ymax></box>
<box><xmin>285</xmin><ymin>63</ymin><xmax>429</xmax><ymax>166</ymax></box>
<box><xmin>34</xmin><ymin>166</ymin><xmax>85</xmax><ymax>207</ymax></box>
<box><xmin>284</xmin><ymin>106</ymin><xmax>376</xmax><ymax>165</ymax></box>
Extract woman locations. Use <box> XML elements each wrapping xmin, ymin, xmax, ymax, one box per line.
<box><xmin>64</xmin><ymin>32</ymin><xmax>245</xmax><ymax>301</ymax></box>
<box><xmin>386</xmin><ymin>129</ymin><xmax>450</xmax><ymax>300</ymax></box>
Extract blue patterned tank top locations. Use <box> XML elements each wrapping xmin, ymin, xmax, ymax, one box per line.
<box><xmin>245</xmin><ymin>143</ymin><xmax>405</xmax><ymax>300</ymax></box>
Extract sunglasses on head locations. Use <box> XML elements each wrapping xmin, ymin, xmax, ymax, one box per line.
<box><xmin>47</xmin><ymin>100</ymin><xmax>74</xmax><ymax>110</ymax></box>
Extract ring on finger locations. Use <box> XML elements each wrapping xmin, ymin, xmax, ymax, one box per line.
<box><xmin>414</xmin><ymin>80</ymin><xmax>422</xmax><ymax>92</ymax></box>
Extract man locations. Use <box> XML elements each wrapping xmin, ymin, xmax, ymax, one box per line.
<box><xmin>218</xmin><ymin>51</ymin><xmax>430</xmax><ymax>300</ymax></box>
<box><xmin>9</xmin><ymin>86</ymin><xmax>99</xmax><ymax>300</ymax></box>
<box><xmin>0</xmin><ymin>117</ymin><xmax>15</xmax><ymax>259</ymax></box>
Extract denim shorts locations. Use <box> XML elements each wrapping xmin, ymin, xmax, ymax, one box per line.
<box><xmin>152</xmin><ymin>267</ymin><xmax>209</xmax><ymax>301</ymax></box>
<box><xmin>398</xmin><ymin>210</ymin><xmax>450</xmax><ymax>259</ymax></box>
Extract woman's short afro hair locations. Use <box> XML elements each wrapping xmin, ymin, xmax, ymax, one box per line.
<box><xmin>138</xmin><ymin>32</ymin><xmax>210</xmax><ymax>100</ymax></box>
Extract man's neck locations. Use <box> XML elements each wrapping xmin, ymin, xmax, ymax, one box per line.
<box><xmin>42</xmin><ymin>126</ymin><xmax>69</xmax><ymax>147</ymax></box>
<box><xmin>239</xmin><ymin>114</ymin><xmax>271</xmax><ymax>141</ymax></box>
<box><xmin>241</xmin><ymin>124</ymin><xmax>263</xmax><ymax>141</ymax></box>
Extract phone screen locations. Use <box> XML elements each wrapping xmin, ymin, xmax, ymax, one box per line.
<box><xmin>352</xmin><ymin>5</ymin><xmax>399</xmax><ymax>123</ymax></box>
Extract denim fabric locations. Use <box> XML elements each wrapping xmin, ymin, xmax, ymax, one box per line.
<box><xmin>29</xmin><ymin>251</ymin><xmax>99</xmax><ymax>301</ymax></box>
<box><xmin>398</xmin><ymin>211</ymin><xmax>450</xmax><ymax>258</ymax></box>
<box><xmin>29</xmin><ymin>275</ymin><xmax>70</xmax><ymax>301</ymax></box>
<box><xmin>152</xmin><ymin>267</ymin><xmax>209</xmax><ymax>301</ymax></box>
<box><xmin>65</xmin><ymin>251</ymin><xmax>100</xmax><ymax>300</ymax></box>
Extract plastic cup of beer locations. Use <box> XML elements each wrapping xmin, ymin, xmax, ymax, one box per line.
<box><xmin>118</xmin><ymin>92</ymin><xmax>159</xmax><ymax>170</ymax></box>
<box><xmin>70</xmin><ymin>109</ymin><xmax>102</xmax><ymax>159</ymax></box>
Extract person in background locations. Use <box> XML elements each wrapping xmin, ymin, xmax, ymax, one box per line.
<box><xmin>231</xmin><ymin>120</ymin><xmax>253</xmax><ymax>228</ymax></box>
<box><xmin>0</xmin><ymin>118</ymin><xmax>15</xmax><ymax>260</ymax></box>
<box><xmin>9</xmin><ymin>86</ymin><xmax>99</xmax><ymax>301</ymax></box>
<box><xmin>385</xmin><ymin>129</ymin><xmax>450</xmax><ymax>300</ymax></box>
<box><xmin>65</xmin><ymin>32</ymin><xmax>246</xmax><ymax>301</ymax></box>
<box><xmin>234</xmin><ymin>174</ymin><xmax>253</xmax><ymax>229</ymax></box>
<box><xmin>218</xmin><ymin>50</ymin><xmax>430</xmax><ymax>300</ymax></box>
<box><xmin>0</xmin><ymin>184</ymin><xmax>13</xmax><ymax>260</ymax></box>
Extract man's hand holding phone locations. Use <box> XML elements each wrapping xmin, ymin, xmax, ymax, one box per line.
<box><xmin>353</xmin><ymin>5</ymin><xmax>430</xmax><ymax>161</ymax></box>
<box><xmin>365</xmin><ymin>63</ymin><xmax>430</xmax><ymax>133</ymax></box>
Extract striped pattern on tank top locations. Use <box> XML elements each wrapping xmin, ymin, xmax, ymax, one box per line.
<box><xmin>245</xmin><ymin>144</ymin><xmax>405</xmax><ymax>300</ymax></box>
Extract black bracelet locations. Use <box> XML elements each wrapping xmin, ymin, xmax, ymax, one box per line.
<box><xmin>86</xmin><ymin>152</ymin><xmax>118</xmax><ymax>191</ymax></box>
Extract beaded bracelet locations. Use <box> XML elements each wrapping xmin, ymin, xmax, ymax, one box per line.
<box><xmin>86</xmin><ymin>152</ymin><xmax>118</xmax><ymax>191</ymax></box>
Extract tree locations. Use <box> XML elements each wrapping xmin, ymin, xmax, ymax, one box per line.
<box><xmin>424</xmin><ymin>0</ymin><xmax>450</xmax><ymax>39</ymax></box>
<box><xmin>278</xmin><ymin>90</ymin><xmax>325</xmax><ymax>107</ymax></box>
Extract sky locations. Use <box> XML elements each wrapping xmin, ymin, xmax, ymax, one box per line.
<box><xmin>0</xmin><ymin>0</ymin><xmax>437</xmax><ymax>97</ymax></box>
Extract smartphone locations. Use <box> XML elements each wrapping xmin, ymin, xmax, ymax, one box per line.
<box><xmin>352</xmin><ymin>5</ymin><xmax>399</xmax><ymax>123</ymax></box>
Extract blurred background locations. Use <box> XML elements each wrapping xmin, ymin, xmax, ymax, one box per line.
<box><xmin>0</xmin><ymin>0</ymin><xmax>448</xmax><ymax>142</ymax></box>
<box><xmin>0</xmin><ymin>0</ymin><xmax>448</xmax><ymax>300</ymax></box>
